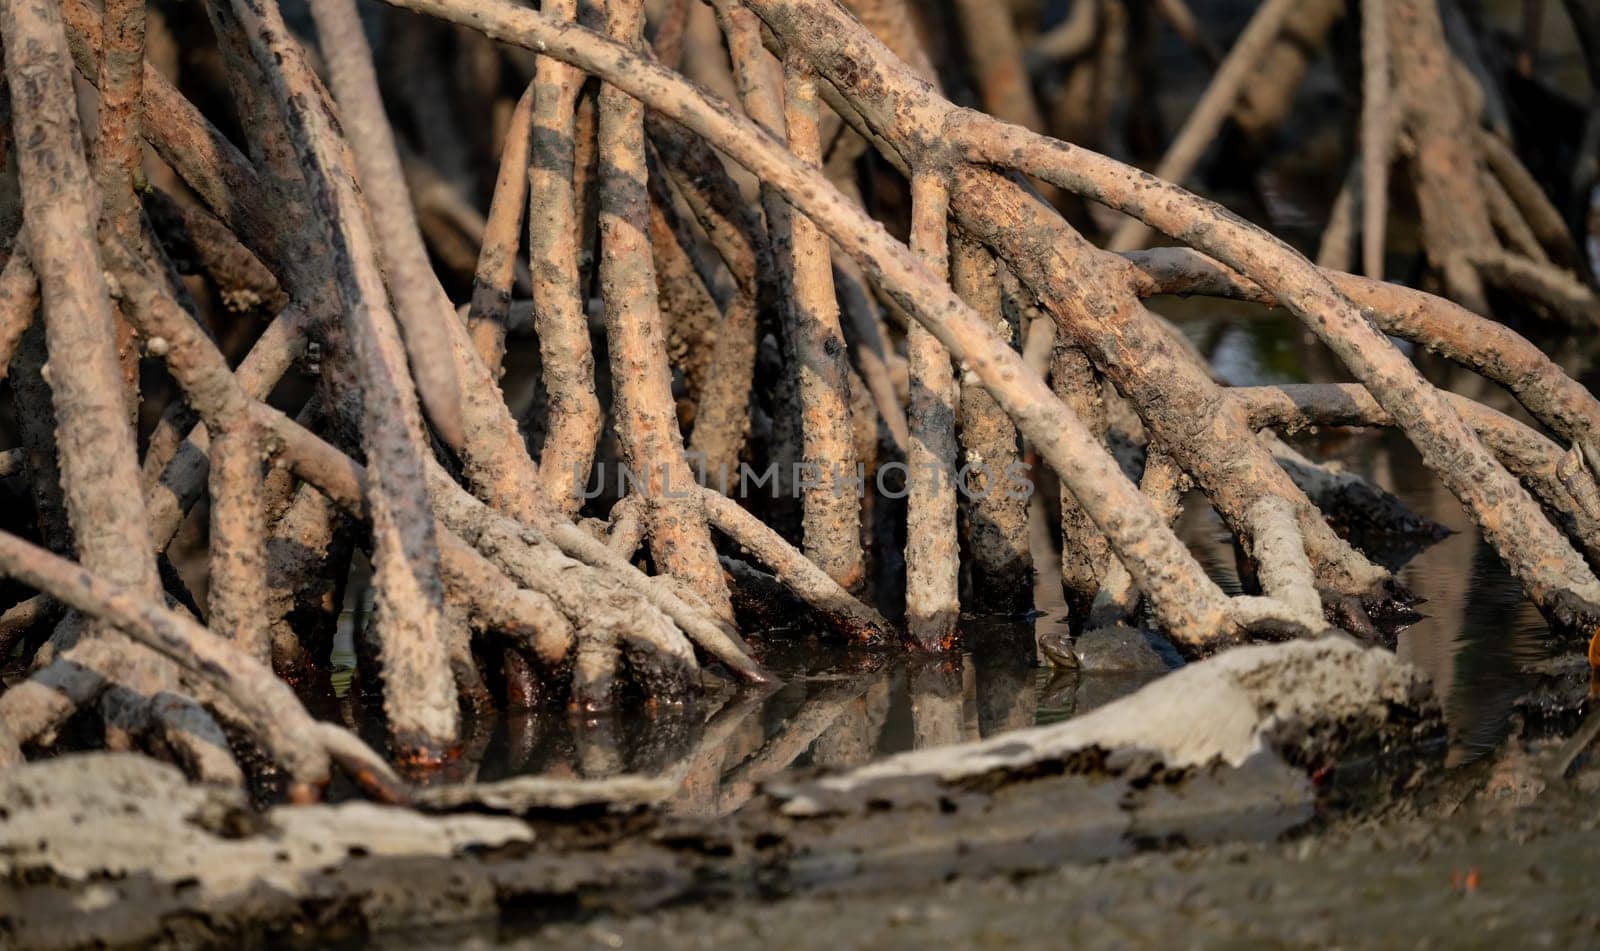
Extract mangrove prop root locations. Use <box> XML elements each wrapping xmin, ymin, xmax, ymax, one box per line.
<box><xmin>2</xmin><ymin>0</ymin><xmax>1597</xmax><ymax>790</ymax></box>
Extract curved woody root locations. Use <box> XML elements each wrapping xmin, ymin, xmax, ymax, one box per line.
<box><xmin>0</xmin><ymin>0</ymin><xmax>1595</xmax><ymax>793</ymax></box>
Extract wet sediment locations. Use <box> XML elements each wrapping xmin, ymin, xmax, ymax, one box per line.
<box><xmin>0</xmin><ymin>640</ymin><xmax>1443</xmax><ymax>948</ymax></box>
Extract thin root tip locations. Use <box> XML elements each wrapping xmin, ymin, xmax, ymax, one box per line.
<box><xmin>286</xmin><ymin>781</ymin><xmax>325</xmax><ymax>805</ymax></box>
<box><xmin>736</xmin><ymin>658</ymin><xmax>778</xmax><ymax>685</ymax></box>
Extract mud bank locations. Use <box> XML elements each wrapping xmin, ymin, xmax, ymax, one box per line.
<box><xmin>0</xmin><ymin>640</ymin><xmax>1440</xmax><ymax>948</ymax></box>
<box><xmin>524</xmin><ymin>765</ymin><xmax>1600</xmax><ymax>950</ymax></box>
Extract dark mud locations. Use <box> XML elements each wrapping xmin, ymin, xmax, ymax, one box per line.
<box><xmin>513</xmin><ymin>760</ymin><xmax>1600</xmax><ymax>950</ymax></box>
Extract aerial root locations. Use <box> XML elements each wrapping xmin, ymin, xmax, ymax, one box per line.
<box><xmin>3</xmin><ymin>0</ymin><xmax>1599</xmax><ymax>791</ymax></box>
<box><xmin>0</xmin><ymin>529</ymin><xmax>389</xmax><ymax>793</ymax></box>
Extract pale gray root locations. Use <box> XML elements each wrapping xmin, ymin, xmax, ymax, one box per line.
<box><xmin>1470</xmin><ymin>248</ymin><xmax>1600</xmax><ymax>329</ymax></box>
<box><xmin>960</xmin><ymin>115</ymin><xmax>1600</xmax><ymax>629</ymax></box>
<box><xmin>0</xmin><ymin>531</ymin><xmax>351</xmax><ymax>791</ymax></box>
<box><xmin>0</xmin><ymin>637</ymin><xmax>117</xmax><ymax>767</ymax></box>
<box><xmin>599</xmin><ymin>0</ymin><xmax>734</xmax><ymax>622</ymax></box>
<box><xmin>1359</xmin><ymin>0</ymin><xmax>1392</xmax><ymax>279</ymax></box>
<box><xmin>466</xmin><ymin>82</ymin><xmax>534</xmax><ymax>372</ymax></box>
<box><xmin>105</xmin><ymin>247</ymin><xmax>270</xmax><ymax>664</ymax></box>
<box><xmin>904</xmin><ymin>169</ymin><xmax>961</xmax><ymax>649</ymax></box>
<box><xmin>780</xmin><ymin>60</ymin><xmax>863</xmax><ymax>591</ymax></box>
<box><xmin>420</xmin><ymin>465</ymin><xmax>702</xmax><ymax>699</ymax></box>
<box><xmin>2</xmin><ymin>0</ymin><xmax>218</xmax><ymax>763</ymax></box>
<box><xmin>309</xmin><ymin>0</ymin><xmax>464</xmax><ymax>447</ymax></box>
<box><xmin>352</xmin><ymin>0</ymin><xmax>1246</xmax><ymax>646</ymax></box>
<box><xmin>834</xmin><ymin>252</ymin><xmax>909</xmax><ymax>451</ymax></box>
<box><xmin>247</xmin><ymin>392</ymin><xmax>748</xmax><ymax>697</ymax></box>
<box><xmin>524</xmin><ymin>0</ymin><xmax>596</xmax><ymax>514</ymax></box>
<box><xmin>0</xmin><ymin>239</ymin><xmax>37</xmax><ymax>380</ymax></box>
<box><xmin>1120</xmin><ymin>248</ymin><xmax>1600</xmax><ymax>452</ymax></box>
<box><xmin>953</xmin><ymin>235</ymin><xmax>1031</xmax><ymax>614</ymax></box>
<box><xmin>262</xmin><ymin>483</ymin><xmax>351</xmax><ymax>674</ymax></box>
<box><xmin>1316</xmin><ymin>160</ymin><xmax>1359</xmax><ymax>272</ymax></box>
<box><xmin>699</xmin><ymin>487</ymin><xmax>893</xmax><ymax>645</ymax></box>
<box><xmin>607</xmin><ymin>494</ymin><xmax>648</xmax><ymax>559</ymax></box>
<box><xmin>1484</xmin><ymin>169</ymin><xmax>1549</xmax><ymax>264</ymax></box>
<box><xmin>1479</xmin><ymin>130</ymin><xmax>1585</xmax><ymax>270</ymax></box>
<box><xmin>541</xmin><ymin>517</ymin><xmax>770</xmax><ymax>684</ymax></box>
<box><xmin>1236</xmin><ymin>383</ymin><xmax>1600</xmax><ymax>571</ymax></box>
<box><xmin>228</xmin><ymin>0</ymin><xmax>459</xmax><ymax>755</ymax></box>
<box><xmin>142</xmin><ymin>304</ymin><xmax>310</xmax><ymax>552</ymax></box>
<box><xmin>1088</xmin><ymin>451</ymin><xmax>1189</xmax><ymax>630</ymax></box>
<box><xmin>1234</xmin><ymin>497</ymin><xmax>1327</xmax><ymax>634</ymax></box>
<box><xmin>1028</xmin><ymin>0</ymin><xmax>1098</xmax><ymax>66</ymax></box>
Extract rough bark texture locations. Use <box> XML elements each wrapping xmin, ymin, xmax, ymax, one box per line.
<box><xmin>467</xmin><ymin>82</ymin><xmax>533</xmax><ymax>374</ymax></box>
<box><xmin>107</xmin><ymin>252</ymin><xmax>269</xmax><ymax>663</ymax></box>
<box><xmin>228</xmin><ymin>0</ymin><xmax>459</xmax><ymax>757</ymax></box>
<box><xmin>5</xmin><ymin>0</ymin><xmax>160</xmax><ymax>603</ymax></box>
<box><xmin>781</xmin><ymin>63</ymin><xmax>862</xmax><ymax>591</ymax></box>
<box><xmin>904</xmin><ymin>170</ymin><xmax>961</xmax><ymax>649</ymax></box>
<box><xmin>0</xmin><ymin>532</ymin><xmax>333</xmax><ymax>787</ymax></box>
<box><xmin>597</xmin><ymin>0</ymin><xmax>733</xmax><ymax>622</ymax></box>
<box><xmin>528</xmin><ymin>0</ymin><xmax>601</xmax><ymax>514</ymax></box>
<box><xmin>311</xmin><ymin>0</ymin><xmax>465</xmax><ymax>449</ymax></box>
<box><xmin>1390</xmin><ymin>0</ymin><xmax>1495</xmax><ymax>313</ymax></box>
<box><xmin>653</xmin><ymin>119</ymin><xmax>767</xmax><ymax>479</ymax></box>
<box><xmin>955</xmin><ymin>112</ymin><xmax>1600</xmax><ymax>633</ymax></box>
<box><xmin>1122</xmin><ymin>249</ymin><xmax>1600</xmax><ymax>453</ymax></box>
<box><xmin>392</xmin><ymin>0</ymin><xmax>1237</xmax><ymax>645</ymax></box>
<box><xmin>0</xmin><ymin>242</ymin><xmax>37</xmax><ymax>380</ymax></box>
<box><xmin>1</xmin><ymin>0</ymin><xmax>183</xmax><ymax>756</ymax></box>
<box><xmin>1049</xmin><ymin>336</ymin><xmax>1112</xmax><ymax>614</ymax></box>
<box><xmin>3</xmin><ymin>0</ymin><xmax>1595</xmax><ymax>836</ymax></box>
<box><xmin>953</xmin><ymin>237</ymin><xmax>1031</xmax><ymax>614</ymax></box>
